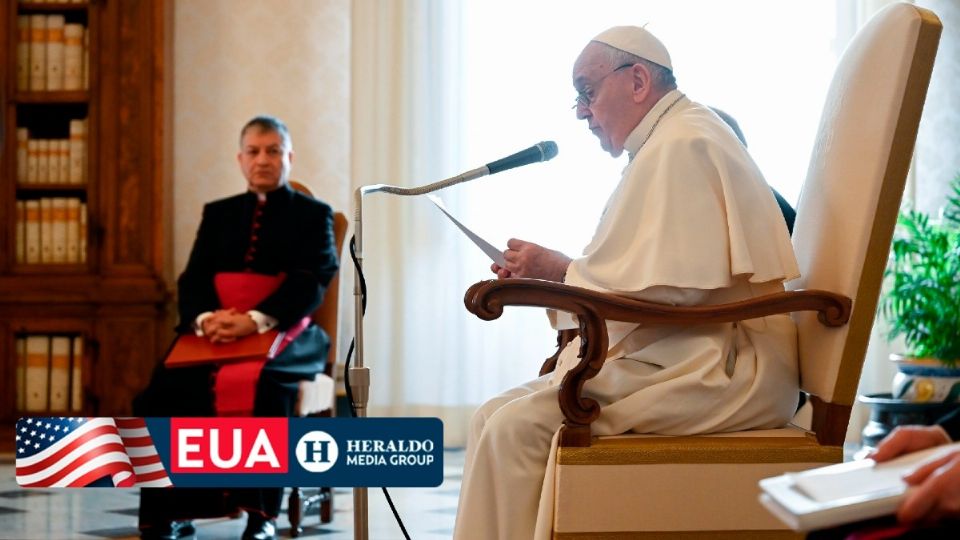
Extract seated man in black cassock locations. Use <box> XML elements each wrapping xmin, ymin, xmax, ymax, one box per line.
<box><xmin>134</xmin><ymin>115</ymin><xmax>339</xmax><ymax>540</ymax></box>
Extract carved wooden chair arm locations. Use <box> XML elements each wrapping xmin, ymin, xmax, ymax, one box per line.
<box><xmin>541</xmin><ymin>329</ymin><xmax>579</xmax><ymax>377</ymax></box>
<box><xmin>464</xmin><ymin>278</ymin><xmax>852</xmax><ymax>446</ymax></box>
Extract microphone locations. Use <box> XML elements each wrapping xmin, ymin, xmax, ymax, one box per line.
<box><xmin>486</xmin><ymin>141</ymin><xmax>559</xmax><ymax>175</ymax></box>
<box><xmin>357</xmin><ymin>140</ymin><xmax>559</xmax><ymax>201</ymax></box>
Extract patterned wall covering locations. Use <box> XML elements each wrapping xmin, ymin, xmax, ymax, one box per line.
<box><xmin>914</xmin><ymin>0</ymin><xmax>960</xmax><ymax>214</ymax></box>
<box><xmin>171</xmin><ymin>0</ymin><xmax>350</xmax><ymax>275</ymax></box>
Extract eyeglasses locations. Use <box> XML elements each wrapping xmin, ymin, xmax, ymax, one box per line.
<box><xmin>572</xmin><ymin>63</ymin><xmax>635</xmax><ymax>109</ymax></box>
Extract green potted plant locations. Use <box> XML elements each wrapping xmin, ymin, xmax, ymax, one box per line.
<box><xmin>879</xmin><ymin>174</ymin><xmax>960</xmax><ymax>403</ymax></box>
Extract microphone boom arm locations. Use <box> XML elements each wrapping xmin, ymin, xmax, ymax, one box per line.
<box><xmin>347</xmin><ymin>140</ymin><xmax>556</xmax><ymax>540</ymax></box>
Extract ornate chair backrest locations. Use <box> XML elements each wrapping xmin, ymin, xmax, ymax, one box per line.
<box><xmin>788</xmin><ymin>3</ymin><xmax>941</xmax><ymax>441</ymax></box>
<box><xmin>289</xmin><ymin>180</ymin><xmax>347</xmax><ymax>376</ymax></box>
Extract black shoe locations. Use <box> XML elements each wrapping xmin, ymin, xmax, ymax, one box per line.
<box><xmin>140</xmin><ymin>520</ymin><xmax>196</xmax><ymax>540</ymax></box>
<box><xmin>241</xmin><ymin>514</ymin><xmax>276</xmax><ymax>540</ymax></box>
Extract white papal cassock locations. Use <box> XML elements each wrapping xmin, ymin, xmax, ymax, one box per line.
<box><xmin>453</xmin><ymin>90</ymin><xmax>801</xmax><ymax>540</ymax></box>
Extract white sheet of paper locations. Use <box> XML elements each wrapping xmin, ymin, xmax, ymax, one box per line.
<box><xmin>427</xmin><ymin>195</ymin><xmax>506</xmax><ymax>267</ymax></box>
<box><xmin>758</xmin><ymin>441</ymin><xmax>960</xmax><ymax>531</ymax></box>
<box><xmin>790</xmin><ymin>441</ymin><xmax>960</xmax><ymax>503</ymax></box>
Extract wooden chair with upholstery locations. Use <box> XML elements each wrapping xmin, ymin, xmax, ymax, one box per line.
<box><xmin>464</xmin><ymin>4</ymin><xmax>941</xmax><ymax>538</ymax></box>
<box><xmin>286</xmin><ymin>180</ymin><xmax>348</xmax><ymax>536</ymax></box>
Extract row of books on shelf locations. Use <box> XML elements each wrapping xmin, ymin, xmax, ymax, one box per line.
<box><xmin>16</xmin><ymin>120</ymin><xmax>87</xmax><ymax>185</ymax></box>
<box><xmin>16</xmin><ymin>14</ymin><xmax>89</xmax><ymax>92</ymax></box>
<box><xmin>15</xmin><ymin>198</ymin><xmax>88</xmax><ymax>265</ymax></box>
<box><xmin>15</xmin><ymin>334</ymin><xmax>84</xmax><ymax>413</ymax></box>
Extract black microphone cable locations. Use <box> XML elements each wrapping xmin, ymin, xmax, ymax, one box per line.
<box><xmin>343</xmin><ymin>234</ymin><xmax>412</xmax><ymax>540</ymax></box>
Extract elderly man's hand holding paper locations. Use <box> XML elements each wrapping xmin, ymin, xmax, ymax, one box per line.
<box><xmin>425</xmin><ymin>194</ymin><xmax>572</xmax><ymax>281</ymax></box>
<box><xmin>491</xmin><ymin>238</ymin><xmax>572</xmax><ymax>281</ymax></box>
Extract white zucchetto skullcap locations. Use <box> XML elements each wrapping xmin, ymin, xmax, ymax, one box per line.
<box><xmin>591</xmin><ymin>26</ymin><xmax>672</xmax><ymax>71</ymax></box>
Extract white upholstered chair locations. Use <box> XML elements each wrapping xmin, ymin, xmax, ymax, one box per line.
<box><xmin>464</xmin><ymin>4</ymin><xmax>941</xmax><ymax>538</ymax></box>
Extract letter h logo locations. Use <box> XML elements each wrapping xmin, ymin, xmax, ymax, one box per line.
<box><xmin>296</xmin><ymin>430</ymin><xmax>338</xmax><ymax>473</ymax></box>
<box><xmin>304</xmin><ymin>440</ymin><xmax>330</xmax><ymax>463</ymax></box>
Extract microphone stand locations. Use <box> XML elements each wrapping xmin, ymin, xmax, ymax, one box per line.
<box><xmin>349</xmin><ymin>141</ymin><xmax>556</xmax><ymax>540</ymax></box>
<box><xmin>350</xmin><ymin>165</ymin><xmax>489</xmax><ymax>540</ymax></box>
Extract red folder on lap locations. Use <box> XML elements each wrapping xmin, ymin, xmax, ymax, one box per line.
<box><xmin>164</xmin><ymin>330</ymin><xmax>282</xmax><ymax>368</ymax></box>
<box><xmin>162</xmin><ymin>272</ymin><xmax>297</xmax><ymax>415</ymax></box>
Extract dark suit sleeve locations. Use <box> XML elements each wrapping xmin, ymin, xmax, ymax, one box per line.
<box><xmin>771</xmin><ymin>188</ymin><xmax>796</xmax><ymax>236</ymax></box>
<box><xmin>938</xmin><ymin>408</ymin><xmax>960</xmax><ymax>441</ymax></box>
<box><xmin>176</xmin><ymin>204</ymin><xmax>222</xmax><ymax>332</ymax></box>
<box><xmin>256</xmin><ymin>201</ymin><xmax>339</xmax><ymax>330</ymax></box>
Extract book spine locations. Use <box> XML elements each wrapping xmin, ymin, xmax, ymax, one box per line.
<box><xmin>29</xmin><ymin>15</ymin><xmax>47</xmax><ymax>91</ymax></box>
<box><xmin>45</xmin><ymin>15</ymin><xmax>65</xmax><ymax>91</ymax></box>
<box><xmin>59</xmin><ymin>140</ymin><xmax>71</xmax><ymax>183</ymax></box>
<box><xmin>17</xmin><ymin>128</ymin><xmax>29</xmax><ymax>184</ymax></box>
<box><xmin>25</xmin><ymin>200</ymin><xmax>41</xmax><ymax>264</ymax></box>
<box><xmin>51</xmin><ymin>197</ymin><xmax>68</xmax><ymax>263</ymax></box>
<box><xmin>37</xmin><ymin>139</ymin><xmax>50</xmax><ymax>184</ymax></box>
<box><xmin>27</xmin><ymin>139</ymin><xmax>38</xmax><ymax>184</ymax></box>
<box><xmin>69</xmin><ymin>119</ymin><xmax>86</xmax><ymax>184</ymax></box>
<box><xmin>25</xmin><ymin>335</ymin><xmax>50</xmax><ymax>411</ymax></box>
<box><xmin>83</xmin><ymin>28</ymin><xmax>89</xmax><ymax>90</ymax></box>
<box><xmin>79</xmin><ymin>203</ymin><xmax>88</xmax><ymax>263</ymax></box>
<box><xmin>16</xmin><ymin>201</ymin><xmax>26</xmax><ymax>264</ymax></box>
<box><xmin>48</xmin><ymin>138</ymin><xmax>62</xmax><ymax>183</ymax></box>
<box><xmin>49</xmin><ymin>336</ymin><xmax>70</xmax><ymax>410</ymax></box>
<box><xmin>17</xmin><ymin>16</ymin><xmax>30</xmax><ymax>91</ymax></box>
<box><xmin>66</xmin><ymin>198</ymin><xmax>80</xmax><ymax>263</ymax></box>
<box><xmin>40</xmin><ymin>197</ymin><xmax>53</xmax><ymax>263</ymax></box>
<box><xmin>63</xmin><ymin>23</ymin><xmax>84</xmax><ymax>91</ymax></box>
<box><xmin>71</xmin><ymin>337</ymin><xmax>84</xmax><ymax>412</ymax></box>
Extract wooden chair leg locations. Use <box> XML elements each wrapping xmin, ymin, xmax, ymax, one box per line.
<box><xmin>289</xmin><ymin>487</ymin><xmax>303</xmax><ymax>537</ymax></box>
<box><xmin>320</xmin><ymin>487</ymin><xmax>333</xmax><ymax>523</ymax></box>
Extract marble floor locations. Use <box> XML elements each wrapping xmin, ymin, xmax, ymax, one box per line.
<box><xmin>0</xmin><ymin>450</ymin><xmax>464</xmax><ymax>540</ymax></box>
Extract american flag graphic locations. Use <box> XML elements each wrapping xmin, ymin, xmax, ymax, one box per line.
<box><xmin>15</xmin><ymin>417</ymin><xmax>172</xmax><ymax>488</ymax></box>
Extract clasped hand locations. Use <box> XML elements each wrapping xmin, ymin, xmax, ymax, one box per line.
<box><xmin>490</xmin><ymin>238</ymin><xmax>572</xmax><ymax>282</ymax></box>
<box><xmin>871</xmin><ymin>425</ymin><xmax>960</xmax><ymax>525</ymax></box>
<box><xmin>201</xmin><ymin>308</ymin><xmax>258</xmax><ymax>343</ymax></box>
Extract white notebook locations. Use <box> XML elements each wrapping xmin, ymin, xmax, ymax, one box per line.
<box><xmin>759</xmin><ymin>441</ymin><xmax>960</xmax><ymax>531</ymax></box>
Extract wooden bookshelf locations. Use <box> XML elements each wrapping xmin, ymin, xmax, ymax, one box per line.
<box><xmin>0</xmin><ymin>0</ymin><xmax>172</xmax><ymax>452</ymax></box>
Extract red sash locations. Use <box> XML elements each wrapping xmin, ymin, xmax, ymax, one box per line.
<box><xmin>211</xmin><ymin>272</ymin><xmax>310</xmax><ymax>416</ymax></box>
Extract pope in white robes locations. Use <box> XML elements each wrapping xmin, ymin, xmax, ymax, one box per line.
<box><xmin>453</xmin><ymin>26</ymin><xmax>800</xmax><ymax>540</ymax></box>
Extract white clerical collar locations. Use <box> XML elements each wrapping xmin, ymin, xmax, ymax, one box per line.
<box><xmin>624</xmin><ymin>89</ymin><xmax>686</xmax><ymax>161</ymax></box>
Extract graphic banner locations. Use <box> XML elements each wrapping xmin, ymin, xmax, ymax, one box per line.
<box><xmin>15</xmin><ymin>417</ymin><xmax>443</xmax><ymax>488</ymax></box>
